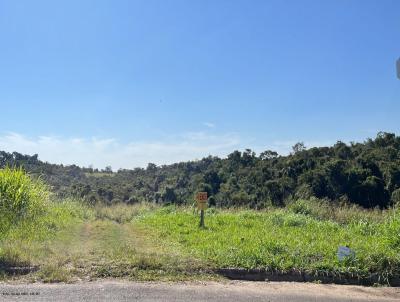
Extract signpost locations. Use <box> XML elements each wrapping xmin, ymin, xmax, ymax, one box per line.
<box><xmin>196</xmin><ymin>192</ymin><xmax>208</xmax><ymax>228</ymax></box>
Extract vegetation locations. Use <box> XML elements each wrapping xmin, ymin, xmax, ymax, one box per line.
<box><xmin>0</xmin><ymin>167</ymin><xmax>49</xmax><ymax>237</ymax></box>
<box><xmin>0</xmin><ymin>169</ymin><xmax>399</xmax><ymax>284</ymax></box>
<box><xmin>4</xmin><ymin>199</ymin><xmax>388</xmax><ymax>284</ymax></box>
<box><xmin>138</xmin><ymin>200</ymin><xmax>400</xmax><ymax>284</ymax></box>
<box><xmin>1</xmin><ymin>132</ymin><xmax>400</xmax><ymax>209</ymax></box>
<box><xmin>0</xmin><ymin>167</ymin><xmax>90</xmax><ymax>277</ymax></box>
<box><xmin>0</xmin><ymin>170</ymin><xmax>211</xmax><ymax>282</ymax></box>
<box><xmin>0</xmin><ymin>202</ymin><xmax>213</xmax><ymax>282</ymax></box>
<box><xmin>1</xmin><ymin>131</ymin><xmax>400</xmax><ymax>285</ymax></box>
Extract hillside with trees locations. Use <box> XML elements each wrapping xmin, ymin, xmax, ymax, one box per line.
<box><xmin>1</xmin><ymin>132</ymin><xmax>400</xmax><ymax>209</ymax></box>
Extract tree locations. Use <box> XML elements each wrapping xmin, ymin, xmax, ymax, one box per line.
<box><xmin>241</xmin><ymin>149</ymin><xmax>256</xmax><ymax>166</ymax></box>
<box><xmin>204</xmin><ymin>171</ymin><xmax>221</xmax><ymax>194</ymax></box>
<box><xmin>0</xmin><ymin>132</ymin><xmax>398</xmax><ymax>209</ymax></box>
<box><xmin>162</xmin><ymin>187</ymin><xmax>178</xmax><ymax>203</ymax></box>
<box><xmin>292</xmin><ymin>142</ymin><xmax>306</xmax><ymax>154</ymax></box>
<box><xmin>260</xmin><ymin>150</ymin><xmax>278</xmax><ymax>160</ymax></box>
<box><xmin>146</xmin><ymin>163</ymin><xmax>157</xmax><ymax>172</ymax></box>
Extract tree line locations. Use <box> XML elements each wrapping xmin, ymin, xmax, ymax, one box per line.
<box><xmin>1</xmin><ymin>132</ymin><xmax>399</xmax><ymax>208</ymax></box>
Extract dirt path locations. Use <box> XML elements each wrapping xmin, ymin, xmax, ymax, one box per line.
<box><xmin>13</xmin><ymin>218</ymin><xmax>205</xmax><ymax>282</ymax></box>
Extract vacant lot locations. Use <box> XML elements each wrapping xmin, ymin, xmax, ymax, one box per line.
<box><xmin>137</xmin><ymin>202</ymin><xmax>400</xmax><ymax>284</ymax></box>
<box><xmin>0</xmin><ymin>202</ymin><xmax>213</xmax><ymax>282</ymax></box>
<box><xmin>1</xmin><ymin>199</ymin><xmax>400</xmax><ymax>285</ymax></box>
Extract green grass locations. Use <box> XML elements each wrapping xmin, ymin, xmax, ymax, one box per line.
<box><xmin>0</xmin><ymin>167</ymin><xmax>94</xmax><ymax>281</ymax></box>
<box><xmin>0</xmin><ymin>168</ymin><xmax>85</xmax><ymax>272</ymax></box>
<box><xmin>0</xmin><ymin>167</ymin><xmax>49</xmax><ymax>236</ymax></box>
<box><xmin>1</xmin><ymin>197</ymin><xmax>213</xmax><ymax>282</ymax></box>
<box><xmin>136</xmin><ymin>202</ymin><xmax>400</xmax><ymax>284</ymax></box>
<box><xmin>1</xmin><ymin>168</ymin><xmax>399</xmax><ymax>284</ymax></box>
<box><xmin>2</xmin><ymin>195</ymin><xmax>400</xmax><ymax>284</ymax></box>
<box><xmin>0</xmin><ymin>199</ymin><xmax>92</xmax><ymax>277</ymax></box>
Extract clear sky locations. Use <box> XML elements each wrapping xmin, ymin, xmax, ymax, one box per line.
<box><xmin>0</xmin><ymin>0</ymin><xmax>399</xmax><ymax>169</ymax></box>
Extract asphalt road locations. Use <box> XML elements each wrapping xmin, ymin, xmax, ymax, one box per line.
<box><xmin>1</xmin><ymin>281</ymin><xmax>399</xmax><ymax>302</ymax></box>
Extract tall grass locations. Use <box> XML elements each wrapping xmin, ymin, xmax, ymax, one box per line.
<box><xmin>287</xmin><ymin>198</ymin><xmax>386</xmax><ymax>224</ymax></box>
<box><xmin>94</xmin><ymin>202</ymin><xmax>157</xmax><ymax>223</ymax></box>
<box><xmin>0</xmin><ymin>167</ymin><xmax>49</xmax><ymax>236</ymax></box>
<box><xmin>0</xmin><ymin>168</ymin><xmax>92</xmax><ymax>274</ymax></box>
<box><xmin>137</xmin><ymin>203</ymin><xmax>400</xmax><ymax>284</ymax></box>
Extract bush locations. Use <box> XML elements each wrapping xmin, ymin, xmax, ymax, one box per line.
<box><xmin>288</xmin><ymin>199</ymin><xmax>313</xmax><ymax>215</ymax></box>
<box><xmin>392</xmin><ymin>188</ymin><xmax>400</xmax><ymax>207</ymax></box>
<box><xmin>0</xmin><ymin>167</ymin><xmax>49</xmax><ymax>234</ymax></box>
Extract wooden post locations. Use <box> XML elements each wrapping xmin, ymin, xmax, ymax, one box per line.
<box><xmin>200</xmin><ymin>209</ymin><xmax>205</xmax><ymax>228</ymax></box>
<box><xmin>196</xmin><ymin>192</ymin><xmax>208</xmax><ymax>229</ymax></box>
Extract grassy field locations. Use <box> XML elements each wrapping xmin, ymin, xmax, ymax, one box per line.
<box><xmin>2</xmin><ymin>200</ymin><xmax>400</xmax><ymax>284</ymax></box>
<box><xmin>0</xmin><ymin>201</ymin><xmax>213</xmax><ymax>282</ymax></box>
<box><xmin>137</xmin><ymin>200</ymin><xmax>400</xmax><ymax>284</ymax></box>
<box><xmin>1</xmin><ymin>168</ymin><xmax>400</xmax><ymax>284</ymax></box>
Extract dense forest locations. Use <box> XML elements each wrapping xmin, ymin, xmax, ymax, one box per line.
<box><xmin>1</xmin><ymin>132</ymin><xmax>400</xmax><ymax>209</ymax></box>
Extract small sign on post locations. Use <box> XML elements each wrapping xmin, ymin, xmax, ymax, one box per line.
<box><xmin>196</xmin><ymin>192</ymin><xmax>208</xmax><ymax>228</ymax></box>
<box><xmin>196</xmin><ymin>192</ymin><xmax>208</xmax><ymax>210</ymax></box>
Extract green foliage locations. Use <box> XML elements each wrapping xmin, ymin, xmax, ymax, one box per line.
<box><xmin>1</xmin><ymin>194</ymin><xmax>399</xmax><ymax>283</ymax></box>
<box><xmin>0</xmin><ymin>167</ymin><xmax>49</xmax><ymax>235</ymax></box>
<box><xmin>0</xmin><ymin>168</ymin><xmax>93</xmax><ymax>269</ymax></box>
<box><xmin>2</xmin><ymin>199</ymin><xmax>92</xmax><ymax>242</ymax></box>
<box><xmin>288</xmin><ymin>199</ymin><xmax>313</xmax><ymax>215</ymax></box>
<box><xmin>0</xmin><ymin>197</ymin><xmax>92</xmax><ymax>283</ymax></box>
<box><xmin>287</xmin><ymin>198</ymin><xmax>385</xmax><ymax>224</ymax></box>
<box><xmin>1</xmin><ymin>132</ymin><xmax>400</xmax><ymax>209</ymax></box>
<box><xmin>1</xmin><ymin>201</ymin><xmax>213</xmax><ymax>282</ymax></box>
<box><xmin>392</xmin><ymin>188</ymin><xmax>400</xmax><ymax>206</ymax></box>
<box><xmin>138</xmin><ymin>205</ymin><xmax>400</xmax><ymax>284</ymax></box>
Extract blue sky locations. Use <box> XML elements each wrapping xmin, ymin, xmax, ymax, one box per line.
<box><xmin>0</xmin><ymin>0</ymin><xmax>399</xmax><ymax>169</ymax></box>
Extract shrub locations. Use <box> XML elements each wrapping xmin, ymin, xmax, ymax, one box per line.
<box><xmin>0</xmin><ymin>167</ymin><xmax>49</xmax><ymax>234</ymax></box>
<box><xmin>288</xmin><ymin>199</ymin><xmax>313</xmax><ymax>215</ymax></box>
<box><xmin>392</xmin><ymin>188</ymin><xmax>400</xmax><ymax>207</ymax></box>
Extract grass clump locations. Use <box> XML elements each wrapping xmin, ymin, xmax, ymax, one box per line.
<box><xmin>287</xmin><ymin>198</ymin><xmax>385</xmax><ymax>224</ymax></box>
<box><xmin>94</xmin><ymin>202</ymin><xmax>156</xmax><ymax>223</ymax></box>
<box><xmin>37</xmin><ymin>264</ymin><xmax>71</xmax><ymax>283</ymax></box>
<box><xmin>0</xmin><ymin>167</ymin><xmax>49</xmax><ymax>235</ymax></box>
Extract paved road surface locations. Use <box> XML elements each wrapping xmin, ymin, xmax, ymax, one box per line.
<box><xmin>1</xmin><ymin>281</ymin><xmax>399</xmax><ymax>302</ymax></box>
